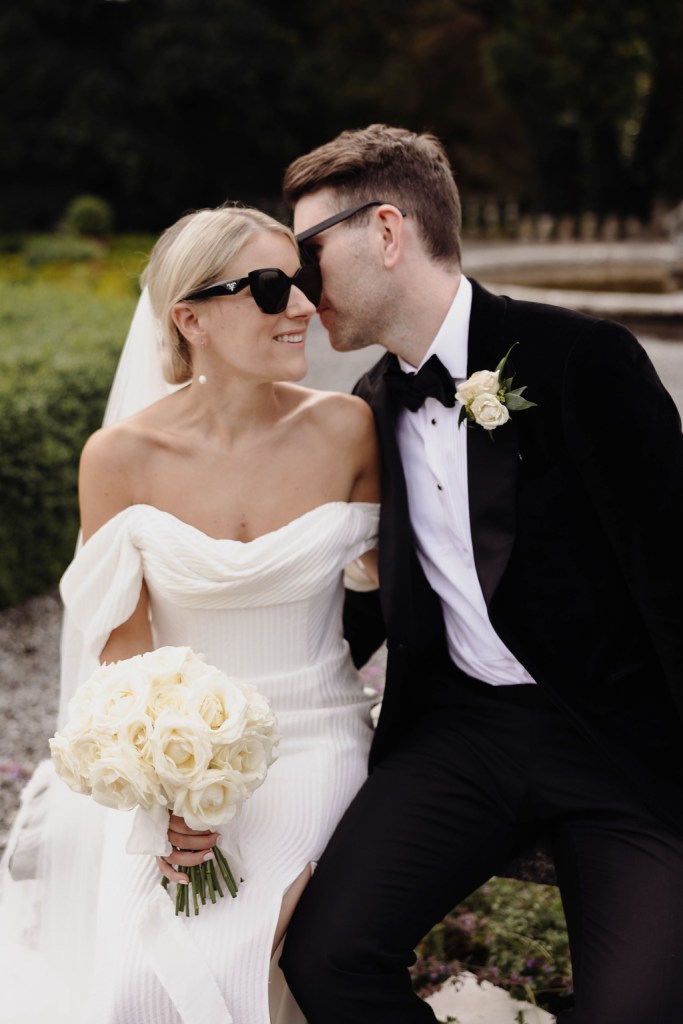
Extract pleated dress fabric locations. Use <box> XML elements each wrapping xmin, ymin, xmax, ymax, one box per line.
<box><xmin>59</xmin><ymin>500</ymin><xmax>379</xmax><ymax>1024</ymax></box>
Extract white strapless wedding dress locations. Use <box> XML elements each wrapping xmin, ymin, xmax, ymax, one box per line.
<box><xmin>4</xmin><ymin>501</ymin><xmax>378</xmax><ymax>1024</ymax></box>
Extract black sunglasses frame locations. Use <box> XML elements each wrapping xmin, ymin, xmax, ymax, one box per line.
<box><xmin>295</xmin><ymin>200</ymin><xmax>407</xmax><ymax>260</ymax></box>
<box><xmin>183</xmin><ymin>264</ymin><xmax>322</xmax><ymax>313</ymax></box>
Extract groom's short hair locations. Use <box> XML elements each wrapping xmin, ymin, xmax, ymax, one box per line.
<box><xmin>283</xmin><ymin>124</ymin><xmax>462</xmax><ymax>268</ymax></box>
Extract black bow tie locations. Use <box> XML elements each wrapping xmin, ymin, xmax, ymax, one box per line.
<box><xmin>383</xmin><ymin>355</ymin><xmax>456</xmax><ymax>412</ymax></box>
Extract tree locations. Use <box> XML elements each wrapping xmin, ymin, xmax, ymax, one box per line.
<box><xmin>486</xmin><ymin>0</ymin><xmax>683</xmax><ymax>218</ymax></box>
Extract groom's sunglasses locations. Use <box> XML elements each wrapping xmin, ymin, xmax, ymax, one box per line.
<box><xmin>295</xmin><ymin>201</ymin><xmax>407</xmax><ymax>264</ymax></box>
<box><xmin>183</xmin><ymin>264</ymin><xmax>322</xmax><ymax>314</ymax></box>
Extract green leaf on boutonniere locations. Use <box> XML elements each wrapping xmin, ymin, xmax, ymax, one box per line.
<box><xmin>495</xmin><ymin>343</ymin><xmax>518</xmax><ymax>382</ymax></box>
<box><xmin>505</xmin><ymin>385</ymin><xmax>537</xmax><ymax>412</ymax></box>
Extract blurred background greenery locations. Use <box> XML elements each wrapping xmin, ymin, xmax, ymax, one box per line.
<box><xmin>1</xmin><ymin>0</ymin><xmax>682</xmax><ymax>233</ymax></box>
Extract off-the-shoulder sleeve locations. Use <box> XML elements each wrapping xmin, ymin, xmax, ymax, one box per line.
<box><xmin>59</xmin><ymin>509</ymin><xmax>144</xmax><ymax>690</ymax></box>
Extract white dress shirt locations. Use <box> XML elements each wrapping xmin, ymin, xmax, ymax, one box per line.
<box><xmin>396</xmin><ymin>275</ymin><xmax>535</xmax><ymax>686</ymax></box>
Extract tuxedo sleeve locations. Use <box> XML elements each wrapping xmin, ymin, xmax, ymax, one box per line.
<box><xmin>562</xmin><ymin>319</ymin><xmax>683</xmax><ymax>712</ymax></box>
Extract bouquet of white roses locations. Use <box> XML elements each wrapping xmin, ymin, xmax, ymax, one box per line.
<box><xmin>50</xmin><ymin>645</ymin><xmax>279</xmax><ymax>916</ymax></box>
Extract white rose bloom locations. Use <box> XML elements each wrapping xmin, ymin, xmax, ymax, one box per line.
<box><xmin>177</xmin><ymin>648</ymin><xmax>215</xmax><ymax>686</ymax></box>
<box><xmin>115</xmin><ymin>708</ymin><xmax>155</xmax><ymax>756</ymax></box>
<box><xmin>188</xmin><ymin>671</ymin><xmax>249</xmax><ymax>742</ymax></box>
<box><xmin>66</xmin><ymin>681</ymin><xmax>95</xmax><ymax>725</ymax></box>
<box><xmin>173</xmin><ymin>768</ymin><xmax>249</xmax><ymax>831</ymax></box>
<box><xmin>469</xmin><ymin>393</ymin><xmax>510</xmax><ymax>430</ymax></box>
<box><xmin>211</xmin><ymin>737</ymin><xmax>269</xmax><ymax>788</ymax></box>
<box><xmin>150</xmin><ymin>710</ymin><xmax>213</xmax><ymax>787</ymax></box>
<box><xmin>89</xmin><ymin>748</ymin><xmax>157</xmax><ymax>811</ymax></box>
<box><xmin>147</xmin><ymin>678</ymin><xmax>188</xmax><ymax>718</ymax></box>
<box><xmin>243</xmin><ymin>684</ymin><xmax>278</xmax><ymax>734</ymax></box>
<box><xmin>49</xmin><ymin>732</ymin><xmax>91</xmax><ymax>794</ymax></box>
<box><xmin>90</xmin><ymin>664</ymin><xmax>150</xmax><ymax>726</ymax></box>
<box><xmin>141</xmin><ymin>646</ymin><xmax>195</xmax><ymax>688</ymax></box>
<box><xmin>455</xmin><ymin>369</ymin><xmax>500</xmax><ymax>405</ymax></box>
<box><xmin>68</xmin><ymin>724</ymin><xmax>110</xmax><ymax>774</ymax></box>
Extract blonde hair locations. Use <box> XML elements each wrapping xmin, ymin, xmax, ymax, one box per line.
<box><xmin>143</xmin><ymin>205</ymin><xmax>296</xmax><ymax>384</ymax></box>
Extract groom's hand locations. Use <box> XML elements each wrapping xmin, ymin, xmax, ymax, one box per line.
<box><xmin>157</xmin><ymin>813</ymin><xmax>220</xmax><ymax>884</ymax></box>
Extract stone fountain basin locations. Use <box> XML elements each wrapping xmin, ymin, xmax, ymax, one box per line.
<box><xmin>463</xmin><ymin>241</ymin><xmax>683</xmax><ymax>338</ymax></box>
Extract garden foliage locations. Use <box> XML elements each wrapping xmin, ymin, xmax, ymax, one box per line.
<box><xmin>412</xmin><ymin>877</ymin><xmax>573</xmax><ymax>1016</ymax></box>
<box><xmin>0</xmin><ymin>240</ymin><xmax>148</xmax><ymax>606</ymax></box>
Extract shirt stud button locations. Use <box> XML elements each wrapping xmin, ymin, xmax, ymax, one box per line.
<box><xmin>437</xmin><ymin>483</ymin><xmax>443</xmax><ymax>491</ymax></box>
<box><xmin>431</xmin><ymin>418</ymin><xmax>437</xmax><ymax>425</ymax></box>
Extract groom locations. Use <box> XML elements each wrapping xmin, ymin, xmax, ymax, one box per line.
<box><xmin>280</xmin><ymin>125</ymin><xmax>683</xmax><ymax>1023</ymax></box>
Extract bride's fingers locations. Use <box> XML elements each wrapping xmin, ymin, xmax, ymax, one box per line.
<box><xmin>168</xmin><ymin>828</ymin><xmax>220</xmax><ymax>851</ymax></box>
<box><xmin>156</xmin><ymin>847</ymin><xmax>216</xmax><ymax>882</ymax></box>
<box><xmin>168</xmin><ymin>814</ymin><xmax>214</xmax><ymax>838</ymax></box>
<box><xmin>156</xmin><ymin>855</ymin><xmax>190</xmax><ymax>884</ymax></box>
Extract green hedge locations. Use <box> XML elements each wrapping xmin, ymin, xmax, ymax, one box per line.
<box><xmin>0</xmin><ymin>274</ymin><xmax>140</xmax><ymax>607</ymax></box>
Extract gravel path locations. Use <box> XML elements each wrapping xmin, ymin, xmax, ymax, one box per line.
<box><xmin>0</xmin><ymin>588</ymin><xmax>61</xmax><ymax>851</ymax></box>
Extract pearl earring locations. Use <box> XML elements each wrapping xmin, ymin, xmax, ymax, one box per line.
<box><xmin>197</xmin><ymin>374</ymin><xmax>207</xmax><ymax>385</ymax></box>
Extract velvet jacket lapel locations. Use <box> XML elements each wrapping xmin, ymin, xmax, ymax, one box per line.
<box><xmin>368</xmin><ymin>364</ymin><xmax>424</xmax><ymax>648</ymax></box>
<box><xmin>466</xmin><ymin>281</ymin><xmax>519</xmax><ymax>606</ymax></box>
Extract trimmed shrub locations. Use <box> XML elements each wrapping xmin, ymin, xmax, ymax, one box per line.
<box><xmin>0</xmin><ymin>276</ymin><xmax>138</xmax><ymax>607</ymax></box>
<box><xmin>23</xmin><ymin>234</ymin><xmax>104</xmax><ymax>267</ymax></box>
<box><xmin>63</xmin><ymin>195</ymin><xmax>114</xmax><ymax>238</ymax></box>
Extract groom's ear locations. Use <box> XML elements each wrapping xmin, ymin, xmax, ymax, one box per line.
<box><xmin>171</xmin><ymin>302</ymin><xmax>205</xmax><ymax>347</ymax></box>
<box><xmin>374</xmin><ymin>205</ymin><xmax>405</xmax><ymax>270</ymax></box>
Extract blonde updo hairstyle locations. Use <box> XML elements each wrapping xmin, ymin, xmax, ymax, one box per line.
<box><xmin>143</xmin><ymin>205</ymin><xmax>297</xmax><ymax>384</ymax></box>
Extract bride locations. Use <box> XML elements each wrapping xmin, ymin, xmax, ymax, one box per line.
<box><xmin>0</xmin><ymin>205</ymin><xmax>380</xmax><ymax>1024</ymax></box>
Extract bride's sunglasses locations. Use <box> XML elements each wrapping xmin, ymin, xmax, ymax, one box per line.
<box><xmin>183</xmin><ymin>264</ymin><xmax>322</xmax><ymax>314</ymax></box>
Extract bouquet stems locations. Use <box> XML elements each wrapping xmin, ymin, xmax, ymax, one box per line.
<box><xmin>161</xmin><ymin>847</ymin><xmax>239</xmax><ymax>916</ymax></box>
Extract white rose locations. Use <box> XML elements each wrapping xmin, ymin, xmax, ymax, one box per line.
<box><xmin>89</xmin><ymin>747</ymin><xmax>158</xmax><ymax>811</ymax></box>
<box><xmin>144</xmin><ymin>651</ymin><xmax>203</xmax><ymax>719</ymax></box>
<box><xmin>242</xmin><ymin>685</ymin><xmax>278</xmax><ymax>736</ymax></box>
<box><xmin>177</xmin><ymin>648</ymin><xmax>215</xmax><ymax>686</ymax></box>
<box><xmin>455</xmin><ymin>369</ymin><xmax>500</xmax><ymax>405</ymax></box>
<box><xmin>66</xmin><ymin>663</ymin><xmax>119</xmax><ymax>727</ymax></box>
<box><xmin>187</xmin><ymin>670</ymin><xmax>249</xmax><ymax>743</ymax></box>
<box><xmin>69</xmin><ymin>723</ymin><xmax>110</xmax><ymax>771</ymax></box>
<box><xmin>172</xmin><ymin>768</ymin><xmax>249</xmax><ymax>831</ymax></box>
<box><xmin>469</xmin><ymin>393</ymin><xmax>510</xmax><ymax>430</ymax></box>
<box><xmin>89</xmin><ymin>660</ymin><xmax>150</xmax><ymax>726</ymax></box>
<box><xmin>139</xmin><ymin>643</ymin><xmax>192</xmax><ymax>684</ymax></box>
<box><xmin>146</xmin><ymin>677</ymin><xmax>188</xmax><ymax>718</ymax></box>
<box><xmin>149</xmin><ymin>710</ymin><xmax>213</xmax><ymax>788</ymax></box>
<box><xmin>49</xmin><ymin>732</ymin><xmax>91</xmax><ymax>794</ymax></box>
<box><xmin>115</xmin><ymin>708</ymin><xmax>155</xmax><ymax>757</ymax></box>
<box><xmin>211</xmin><ymin>737</ymin><xmax>269</xmax><ymax>789</ymax></box>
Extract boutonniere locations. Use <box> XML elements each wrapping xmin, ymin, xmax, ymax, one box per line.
<box><xmin>456</xmin><ymin>344</ymin><xmax>536</xmax><ymax>435</ymax></box>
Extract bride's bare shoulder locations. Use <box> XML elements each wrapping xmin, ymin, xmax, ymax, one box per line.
<box><xmin>282</xmin><ymin>383</ymin><xmax>375</xmax><ymax>439</ymax></box>
<box><xmin>79</xmin><ymin>393</ymin><xmax>184</xmax><ymax>532</ymax></box>
<box><xmin>81</xmin><ymin>390</ymin><xmax>184</xmax><ymax>468</ymax></box>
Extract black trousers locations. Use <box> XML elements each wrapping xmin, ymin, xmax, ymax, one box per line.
<box><xmin>281</xmin><ymin>669</ymin><xmax>683</xmax><ymax>1024</ymax></box>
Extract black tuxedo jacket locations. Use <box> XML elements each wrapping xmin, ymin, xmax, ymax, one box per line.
<box><xmin>346</xmin><ymin>280</ymin><xmax>683</xmax><ymax>828</ymax></box>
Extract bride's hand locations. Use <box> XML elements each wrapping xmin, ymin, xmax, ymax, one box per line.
<box><xmin>157</xmin><ymin>813</ymin><xmax>220</xmax><ymax>884</ymax></box>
